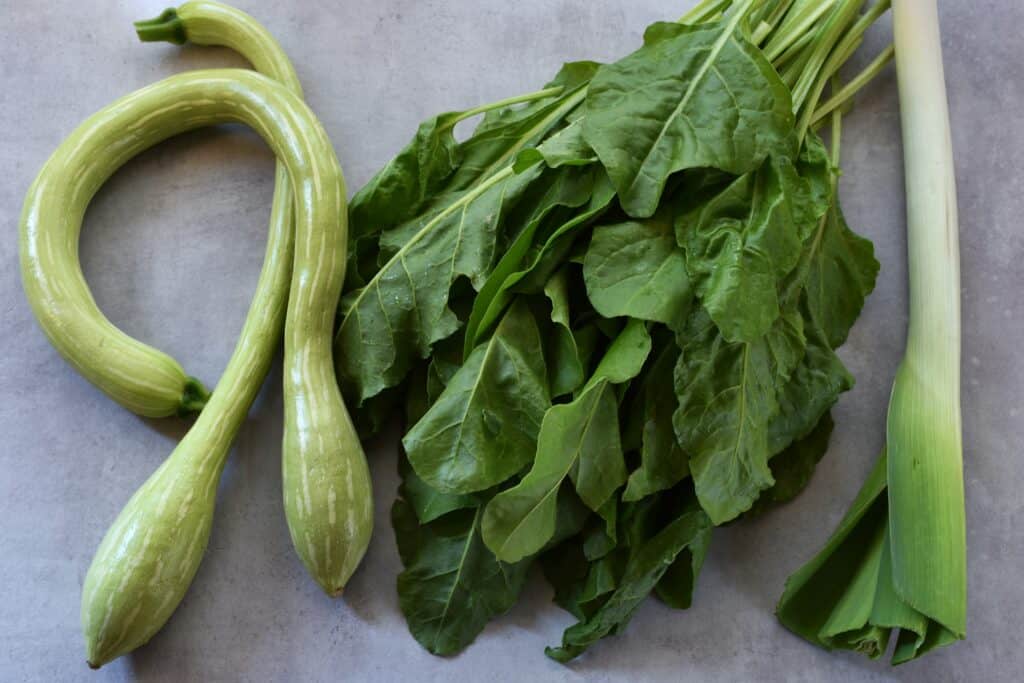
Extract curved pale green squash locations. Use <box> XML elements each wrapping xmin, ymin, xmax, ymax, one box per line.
<box><xmin>70</xmin><ymin>68</ymin><xmax>354</xmax><ymax>667</ymax></box>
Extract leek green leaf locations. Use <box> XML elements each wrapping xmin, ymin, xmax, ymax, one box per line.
<box><xmin>776</xmin><ymin>451</ymin><xmax>961</xmax><ymax>664</ymax></box>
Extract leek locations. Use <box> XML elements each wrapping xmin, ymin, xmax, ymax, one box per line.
<box><xmin>776</xmin><ymin>0</ymin><xmax>966</xmax><ymax>664</ymax></box>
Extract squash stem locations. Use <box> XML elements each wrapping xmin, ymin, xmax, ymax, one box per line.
<box><xmin>134</xmin><ymin>9</ymin><xmax>187</xmax><ymax>45</ymax></box>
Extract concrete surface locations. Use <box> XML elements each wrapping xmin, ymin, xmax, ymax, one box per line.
<box><xmin>1</xmin><ymin>1</ymin><xmax>1020</xmax><ymax>681</ymax></box>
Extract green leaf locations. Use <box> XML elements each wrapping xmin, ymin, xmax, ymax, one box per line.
<box><xmin>673</xmin><ymin>308</ymin><xmax>805</xmax><ymax>524</ymax></box>
<box><xmin>345</xmin><ymin>61</ymin><xmax>595</xmax><ymax>291</ymax></box>
<box><xmin>425</xmin><ymin>334</ymin><xmax>464</xmax><ymax>405</ymax></box>
<box><xmin>514</xmin><ymin>119</ymin><xmax>597</xmax><ymax>172</ymax></box>
<box><xmin>481</xmin><ymin>322</ymin><xmax>650</xmax><ymax>562</ymax></box>
<box><xmin>351</xmin><ymin>382</ymin><xmax>403</xmax><ymax>438</ymax></box>
<box><xmin>335</xmin><ymin>164</ymin><xmax>542</xmax><ymax>403</ymax></box>
<box><xmin>803</xmin><ymin>192</ymin><xmax>879</xmax><ymax>349</ymax></box>
<box><xmin>583</xmin><ymin>19</ymin><xmax>793</xmax><ymax>217</ymax></box>
<box><xmin>653</xmin><ymin>518</ymin><xmax>712</xmax><ymax>610</ymax></box>
<box><xmin>766</xmin><ymin>317</ymin><xmax>852</xmax><ymax>455</ymax></box>
<box><xmin>466</xmin><ymin>172</ymin><xmax>616</xmax><ymax>349</ymax></box>
<box><xmin>748</xmin><ymin>412</ymin><xmax>833</xmax><ymax>518</ymax></box>
<box><xmin>461</xmin><ymin>167</ymin><xmax>598</xmax><ymax>355</ymax></box>
<box><xmin>392</xmin><ymin>497</ymin><xmax>423</xmax><ymax>567</ymax></box>
<box><xmin>678</xmin><ymin>154</ymin><xmax>826</xmax><ymax>344</ymax></box>
<box><xmin>546</xmin><ymin>502</ymin><xmax>712</xmax><ymax>662</ymax></box>
<box><xmin>623</xmin><ymin>337</ymin><xmax>690</xmax><ymax>502</ymax></box>
<box><xmin>395</xmin><ymin>504</ymin><xmax>530</xmax><ymax>656</ymax></box>
<box><xmin>474</xmin><ymin>61</ymin><xmax>599</xmax><ymax>136</ymax></box>
<box><xmin>481</xmin><ymin>380</ymin><xmax>624</xmax><ymax>563</ymax></box>
<box><xmin>583</xmin><ymin>211</ymin><xmax>692</xmax><ymax>330</ymax></box>
<box><xmin>776</xmin><ymin>451</ymin><xmax>960</xmax><ymax>665</ymax></box>
<box><xmin>584</xmin><ymin>318</ymin><xmax>652</xmax><ymax>390</ymax></box>
<box><xmin>543</xmin><ymin>268</ymin><xmax>586</xmax><ymax>397</ymax></box>
<box><xmin>445</xmin><ymin>62</ymin><xmax>596</xmax><ymax>194</ymax></box>
<box><xmin>582</xmin><ymin>496</ymin><xmax>619</xmax><ymax>561</ymax></box>
<box><xmin>541</xmin><ymin>538</ymin><xmax>591</xmax><ymax>621</ymax></box>
<box><xmin>399</xmin><ymin>454</ymin><xmax>478</xmax><ymax>524</ymax></box>
<box><xmin>404</xmin><ymin>301</ymin><xmax>549</xmax><ymax>494</ymax></box>
<box><xmin>345</xmin><ymin>111</ymin><xmax>463</xmax><ymax>288</ymax></box>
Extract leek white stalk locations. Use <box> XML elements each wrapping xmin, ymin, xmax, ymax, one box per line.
<box><xmin>886</xmin><ymin>0</ymin><xmax>966</xmax><ymax>641</ymax></box>
<box><xmin>776</xmin><ymin>0</ymin><xmax>965</xmax><ymax>664</ymax></box>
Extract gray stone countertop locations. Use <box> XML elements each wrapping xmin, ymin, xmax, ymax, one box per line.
<box><xmin>1</xmin><ymin>1</ymin><xmax>1020</xmax><ymax>681</ymax></box>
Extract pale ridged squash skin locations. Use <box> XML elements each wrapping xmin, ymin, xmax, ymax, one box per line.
<box><xmin>19</xmin><ymin>90</ymin><xmax>209</xmax><ymax>417</ymax></box>
<box><xmin>27</xmin><ymin>3</ymin><xmax>372</xmax><ymax>667</ymax></box>
<box><xmin>175</xmin><ymin>0</ymin><xmax>374</xmax><ymax>596</ymax></box>
<box><xmin>69</xmin><ymin>68</ymin><xmax>369</xmax><ymax>667</ymax></box>
<box><xmin>18</xmin><ymin>0</ymin><xmax>308</xmax><ymax>419</ymax></box>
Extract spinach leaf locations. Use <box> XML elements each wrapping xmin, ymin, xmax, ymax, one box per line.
<box><xmin>654</xmin><ymin>518</ymin><xmax>712</xmax><ymax>609</ymax></box>
<box><xmin>481</xmin><ymin>382</ymin><xmax>623</xmax><ymax>563</ymax></box>
<box><xmin>335</xmin><ymin>164</ymin><xmax>542</xmax><ymax>403</ymax></box>
<box><xmin>678</xmin><ymin>153</ymin><xmax>827</xmax><ymax>344</ymax></box>
<box><xmin>422</xmin><ymin>61</ymin><xmax>594</xmax><ymax>208</ymax></box>
<box><xmin>481</xmin><ymin>322</ymin><xmax>650</xmax><ymax>562</ymax></box>
<box><xmin>461</xmin><ymin>166</ymin><xmax>598</xmax><ymax>354</ymax></box>
<box><xmin>473</xmin><ymin>61</ymin><xmax>599</xmax><ymax>137</ymax></box>
<box><xmin>673</xmin><ymin>308</ymin><xmax>805</xmax><ymax>524</ymax></box>
<box><xmin>803</xmin><ymin>190</ymin><xmax>879</xmax><ymax>349</ymax></box>
<box><xmin>514</xmin><ymin>119</ymin><xmax>597</xmax><ymax>172</ymax></box>
<box><xmin>583</xmin><ymin>318</ymin><xmax>652</xmax><ymax>389</ymax></box>
<box><xmin>465</xmin><ymin>171</ymin><xmax>616</xmax><ymax>349</ymax></box>
<box><xmin>543</xmin><ymin>268</ymin><xmax>587</xmax><ymax>398</ymax></box>
<box><xmin>394</xmin><ymin>501</ymin><xmax>530</xmax><ymax>656</ymax></box>
<box><xmin>583</xmin><ymin>20</ymin><xmax>793</xmax><ymax>218</ymax></box>
<box><xmin>623</xmin><ymin>336</ymin><xmax>690</xmax><ymax>502</ymax></box>
<box><xmin>346</xmin><ymin>60</ymin><xmax>594</xmax><ymax>290</ymax></box>
<box><xmin>545</xmin><ymin>501</ymin><xmax>712</xmax><ymax>662</ymax></box>
<box><xmin>583</xmin><ymin>496</ymin><xmax>619</xmax><ymax>561</ymax></box>
<box><xmin>404</xmin><ymin>301</ymin><xmax>549</xmax><ymax>493</ymax></box>
<box><xmin>345</xmin><ymin>111</ymin><xmax>463</xmax><ymax>289</ymax></box>
<box><xmin>748</xmin><ymin>411</ymin><xmax>834</xmax><ymax>518</ymax></box>
<box><xmin>399</xmin><ymin>454</ymin><xmax>478</xmax><ymax>524</ymax></box>
<box><xmin>583</xmin><ymin>211</ymin><xmax>691</xmax><ymax>330</ymax></box>
<box><xmin>766</xmin><ymin>316</ymin><xmax>851</xmax><ymax>455</ymax></box>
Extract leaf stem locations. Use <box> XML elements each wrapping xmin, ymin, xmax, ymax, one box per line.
<box><xmin>789</xmin><ymin>0</ymin><xmax>864</xmax><ymax>112</ymax></box>
<box><xmin>795</xmin><ymin>0</ymin><xmax>892</xmax><ymax>141</ymax></box>
<box><xmin>811</xmin><ymin>44</ymin><xmax>894</xmax><ymax>126</ymax></box>
<box><xmin>764</xmin><ymin>0</ymin><xmax>837</xmax><ymax>62</ymax></box>
<box><xmin>454</xmin><ymin>86</ymin><xmax>566</xmax><ymax>124</ymax></box>
<box><xmin>679</xmin><ymin>0</ymin><xmax>732</xmax><ymax>25</ymax></box>
<box><xmin>829</xmin><ymin>79</ymin><xmax>842</xmax><ymax>169</ymax></box>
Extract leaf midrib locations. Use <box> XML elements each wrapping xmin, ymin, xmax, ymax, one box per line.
<box><xmin>496</xmin><ymin>384</ymin><xmax>606</xmax><ymax>558</ymax></box>
<box><xmin>622</xmin><ymin>10</ymin><xmax>750</xmax><ymax>200</ymax></box>
<box><xmin>431</xmin><ymin>507</ymin><xmax>482</xmax><ymax>650</ymax></box>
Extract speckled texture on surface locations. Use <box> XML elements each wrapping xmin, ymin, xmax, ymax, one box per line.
<box><xmin>1</xmin><ymin>1</ymin><xmax>1021</xmax><ymax>681</ymax></box>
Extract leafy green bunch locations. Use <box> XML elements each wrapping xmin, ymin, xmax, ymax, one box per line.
<box><xmin>335</xmin><ymin>0</ymin><xmax>892</xmax><ymax>662</ymax></box>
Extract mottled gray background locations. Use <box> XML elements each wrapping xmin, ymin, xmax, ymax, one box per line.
<box><xmin>1</xmin><ymin>1</ymin><xmax>1020</xmax><ymax>681</ymax></box>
